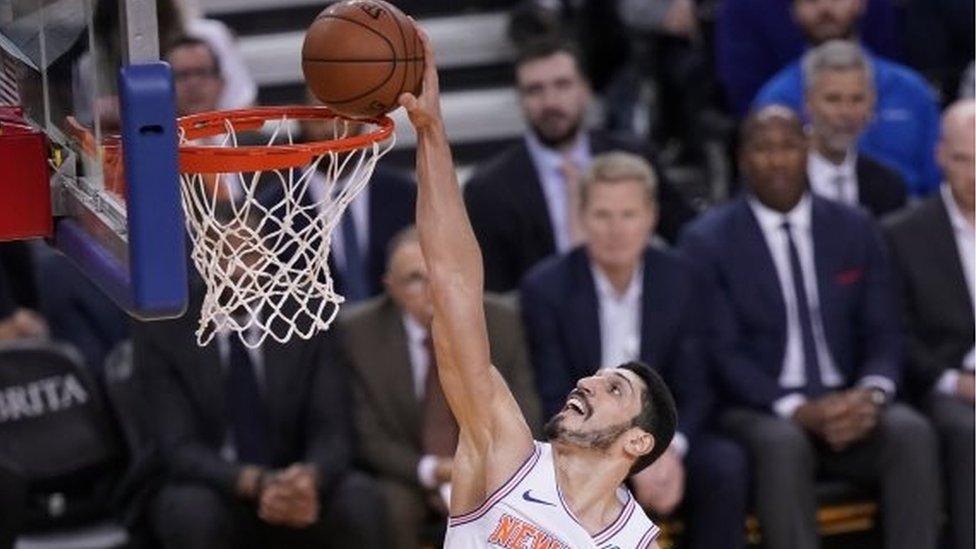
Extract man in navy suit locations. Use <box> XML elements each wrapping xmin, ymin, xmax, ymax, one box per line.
<box><xmin>521</xmin><ymin>152</ymin><xmax>747</xmax><ymax>549</ymax></box>
<box><xmin>678</xmin><ymin>106</ymin><xmax>940</xmax><ymax>549</ymax></box>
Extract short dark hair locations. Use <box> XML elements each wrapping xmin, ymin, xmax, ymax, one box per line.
<box><xmin>619</xmin><ymin>361</ymin><xmax>677</xmax><ymax>476</ymax></box>
<box><xmin>513</xmin><ymin>37</ymin><xmax>585</xmax><ymax>77</ymax></box>
<box><xmin>163</xmin><ymin>36</ymin><xmax>222</xmax><ymax>76</ymax></box>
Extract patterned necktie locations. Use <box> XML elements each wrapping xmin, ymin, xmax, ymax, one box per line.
<box><xmin>781</xmin><ymin>221</ymin><xmax>825</xmax><ymax>396</ymax></box>
<box><xmin>225</xmin><ymin>335</ymin><xmax>272</xmax><ymax>465</ymax></box>
<box><xmin>421</xmin><ymin>335</ymin><xmax>459</xmax><ymax>457</ymax></box>
<box><xmin>340</xmin><ymin>209</ymin><xmax>369</xmax><ymax>302</ymax></box>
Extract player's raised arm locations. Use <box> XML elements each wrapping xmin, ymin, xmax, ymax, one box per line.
<box><xmin>398</xmin><ymin>32</ymin><xmax>532</xmax><ymax>458</ymax></box>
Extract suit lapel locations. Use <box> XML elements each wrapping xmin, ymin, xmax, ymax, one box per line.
<box><xmin>376</xmin><ymin>300</ymin><xmax>422</xmax><ymax>436</ymax></box>
<box><xmin>931</xmin><ymin>198</ymin><xmax>974</xmax><ymax>326</ymax></box>
<box><xmin>517</xmin><ymin>142</ymin><xmax>557</xmax><ymax>254</ymax></box>
<box><xmin>639</xmin><ymin>249</ymin><xmax>663</xmax><ymax>364</ymax></box>
<box><xmin>810</xmin><ymin>199</ymin><xmax>839</xmax><ymax>350</ymax></box>
<box><xmin>736</xmin><ymin>199</ymin><xmax>787</xmax><ymax>326</ymax></box>
<box><xmin>568</xmin><ymin>250</ymin><xmax>602</xmax><ymax>375</ymax></box>
<box><xmin>854</xmin><ymin>157</ymin><xmax>877</xmax><ymax>213</ymax></box>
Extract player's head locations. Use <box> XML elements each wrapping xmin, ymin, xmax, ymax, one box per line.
<box><xmin>939</xmin><ymin>99</ymin><xmax>976</xmax><ymax>214</ymax></box>
<box><xmin>580</xmin><ymin>152</ymin><xmax>658</xmax><ymax>272</ymax></box>
<box><xmin>739</xmin><ymin>105</ymin><xmax>809</xmax><ymax>213</ymax></box>
<box><xmin>164</xmin><ymin>36</ymin><xmax>224</xmax><ymax>117</ymax></box>
<box><xmin>803</xmin><ymin>40</ymin><xmax>875</xmax><ymax>158</ymax></box>
<box><xmin>792</xmin><ymin>0</ymin><xmax>864</xmax><ymax>45</ymax></box>
<box><xmin>514</xmin><ymin>38</ymin><xmax>591</xmax><ymax>149</ymax></box>
<box><xmin>545</xmin><ymin>362</ymin><xmax>677</xmax><ymax>476</ymax></box>
<box><xmin>383</xmin><ymin>226</ymin><xmax>433</xmax><ymax>326</ymax></box>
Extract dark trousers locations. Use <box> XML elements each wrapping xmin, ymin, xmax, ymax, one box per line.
<box><xmin>683</xmin><ymin>432</ymin><xmax>749</xmax><ymax>549</ymax></box>
<box><xmin>925</xmin><ymin>394</ymin><xmax>974</xmax><ymax>549</ymax></box>
<box><xmin>151</xmin><ymin>471</ymin><xmax>391</xmax><ymax>549</ymax></box>
<box><xmin>722</xmin><ymin>404</ymin><xmax>941</xmax><ymax>549</ymax></box>
<box><xmin>379</xmin><ymin>478</ymin><xmax>444</xmax><ymax>549</ymax></box>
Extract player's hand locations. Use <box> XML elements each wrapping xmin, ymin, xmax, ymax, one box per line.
<box><xmin>630</xmin><ymin>447</ymin><xmax>685</xmax><ymax>515</ymax></box>
<box><xmin>258</xmin><ymin>464</ymin><xmax>320</xmax><ymax>528</ymax></box>
<box><xmin>957</xmin><ymin>373</ymin><xmax>976</xmax><ymax>404</ymax></box>
<box><xmin>398</xmin><ymin>25</ymin><xmax>443</xmax><ymax>133</ymax></box>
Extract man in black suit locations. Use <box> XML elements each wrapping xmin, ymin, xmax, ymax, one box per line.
<box><xmin>520</xmin><ymin>152</ymin><xmax>747</xmax><ymax>548</ymax></box>
<box><xmin>883</xmin><ymin>99</ymin><xmax>975</xmax><ymax>549</ymax></box>
<box><xmin>464</xmin><ymin>38</ymin><xmax>696</xmax><ymax>292</ymax></box>
<box><xmin>679</xmin><ymin>106</ymin><xmax>940</xmax><ymax>549</ymax></box>
<box><xmin>134</xmin><ymin>280</ymin><xmax>390</xmax><ymax>549</ymax></box>
<box><xmin>300</xmin><ymin>94</ymin><xmax>417</xmax><ymax>302</ymax></box>
<box><xmin>802</xmin><ymin>41</ymin><xmax>907</xmax><ymax>218</ymax></box>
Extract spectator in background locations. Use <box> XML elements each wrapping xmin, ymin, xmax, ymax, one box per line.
<box><xmin>134</xmin><ymin>275</ymin><xmax>390</xmax><ymax>549</ymax></box>
<box><xmin>883</xmin><ymin>99</ymin><xmax>975</xmax><ymax>549</ymax></box>
<box><xmin>520</xmin><ymin>152</ymin><xmax>746</xmax><ymax>549</ymax></box>
<box><xmin>716</xmin><ymin>0</ymin><xmax>900</xmax><ymax>116</ymax></box>
<box><xmin>342</xmin><ymin>228</ymin><xmax>541</xmax><ymax>549</ymax></box>
<box><xmin>464</xmin><ymin>38</ymin><xmax>696</xmax><ymax>293</ymax></box>
<box><xmin>898</xmin><ymin>0</ymin><xmax>974</xmax><ymax>104</ymax></box>
<box><xmin>37</xmin><ymin>251</ymin><xmax>128</xmax><ymax>377</ymax></box>
<box><xmin>176</xmin><ymin>0</ymin><xmax>258</xmax><ymax>110</ymax></box>
<box><xmin>679</xmin><ymin>106</ymin><xmax>940</xmax><ymax>549</ymax></box>
<box><xmin>803</xmin><ymin>41</ymin><xmax>906</xmax><ymax>217</ymax></box>
<box><xmin>299</xmin><ymin>92</ymin><xmax>416</xmax><ymax>303</ymax></box>
<box><xmin>164</xmin><ymin>36</ymin><xmax>223</xmax><ymax>117</ymax></box>
<box><xmin>754</xmin><ymin>0</ymin><xmax>941</xmax><ymax>196</ymax></box>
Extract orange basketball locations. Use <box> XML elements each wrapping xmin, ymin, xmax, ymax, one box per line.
<box><xmin>301</xmin><ymin>0</ymin><xmax>424</xmax><ymax>119</ymax></box>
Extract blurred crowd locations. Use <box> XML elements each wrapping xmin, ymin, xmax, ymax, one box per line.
<box><xmin>0</xmin><ymin>0</ymin><xmax>973</xmax><ymax>548</ymax></box>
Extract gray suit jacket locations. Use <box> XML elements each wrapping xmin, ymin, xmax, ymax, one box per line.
<box><xmin>341</xmin><ymin>294</ymin><xmax>542</xmax><ymax>487</ymax></box>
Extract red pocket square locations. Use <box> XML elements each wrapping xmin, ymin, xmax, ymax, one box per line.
<box><xmin>835</xmin><ymin>268</ymin><xmax>864</xmax><ymax>285</ymax></box>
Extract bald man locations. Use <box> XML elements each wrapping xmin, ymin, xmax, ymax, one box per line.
<box><xmin>883</xmin><ymin>100</ymin><xmax>976</xmax><ymax>549</ymax></box>
<box><xmin>679</xmin><ymin>106</ymin><xmax>941</xmax><ymax>549</ymax></box>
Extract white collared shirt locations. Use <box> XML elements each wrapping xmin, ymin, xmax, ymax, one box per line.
<box><xmin>524</xmin><ymin>132</ymin><xmax>592</xmax><ymax>253</ymax></box>
<box><xmin>591</xmin><ymin>262</ymin><xmax>644</xmax><ymax>369</ymax></box>
<box><xmin>309</xmin><ymin>172</ymin><xmax>370</xmax><ymax>272</ymax></box>
<box><xmin>935</xmin><ymin>185</ymin><xmax>976</xmax><ymax>395</ymax></box>
<box><xmin>590</xmin><ymin>260</ymin><xmax>689</xmax><ymax>456</ymax></box>
<box><xmin>807</xmin><ymin>150</ymin><xmax>859</xmax><ymax>207</ymax></box>
<box><xmin>748</xmin><ymin>196</ymin><xmax>856</xmax><ymax>417</ymax></box>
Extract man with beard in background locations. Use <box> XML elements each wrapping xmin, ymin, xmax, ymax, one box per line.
<box><xmin>464</xmin><ymin>38</ymin><xmax>696</xmax><ymax>292</ymax></box>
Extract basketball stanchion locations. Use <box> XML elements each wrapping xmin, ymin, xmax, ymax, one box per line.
<box><xmin>177</xmin><ymin>106</ymin><xmax>395</xmax><ymax>348</ymax></box>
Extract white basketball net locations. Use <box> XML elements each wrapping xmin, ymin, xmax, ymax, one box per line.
<box><xmin>178</xmin><ymin>115</ymin><xmax>395</xmax><ymax>348</ymax></box>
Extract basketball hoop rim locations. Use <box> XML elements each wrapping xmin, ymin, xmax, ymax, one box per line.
<box><xmin>177</xmin><ymin>106</ymin><xmax>395</xmax><ymax>173</ymax></box>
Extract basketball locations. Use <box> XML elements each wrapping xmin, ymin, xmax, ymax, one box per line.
<box><xmin>301</xmin><ymin>0</ymin><xmax>424</xmax><ymax>119</ymax></box>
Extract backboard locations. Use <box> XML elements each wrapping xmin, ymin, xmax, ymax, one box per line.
<box><xmin>0</xmin><ymin>0</ymin><xmax>187</xmax><ymax>319</ymax></box>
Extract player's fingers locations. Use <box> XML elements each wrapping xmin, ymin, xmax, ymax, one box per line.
<box><xmin>412</xmin><ymin>24</ymin><xmax>440</xmax><ymax>93</ymax></box>
<box><xmin>398</xmin><ymin>92</ymin><xmax>419</xmax><ymax>112</ymax></box>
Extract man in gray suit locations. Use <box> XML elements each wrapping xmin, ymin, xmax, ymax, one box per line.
<box><xmin>884</xmin><ymin>99</ymin><xmax>975</xmax><ymax>549</ymax></box>
<box><xmin>341</xmin><ymin>227</ymin><xmax>542</xmax><ymax>549</ymax></box>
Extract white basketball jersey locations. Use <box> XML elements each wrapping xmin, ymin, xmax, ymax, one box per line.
<box><xmin>444</xmin><ymin>442</ymin><xmax>660</xmax><ymax>549</ymax></box>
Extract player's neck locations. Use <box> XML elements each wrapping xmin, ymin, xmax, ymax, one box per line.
<box><xmin>552</xmin><ymin>444</ymin><xmax>629</xmax><ymax>535</ymax></box>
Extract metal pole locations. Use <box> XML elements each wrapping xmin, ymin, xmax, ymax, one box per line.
<box><xmin>119</xmin><ymin>0</ymin><xmax>159</xmax><ymax>64</ymax></box>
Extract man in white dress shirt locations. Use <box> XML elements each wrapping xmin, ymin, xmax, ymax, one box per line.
<box><xmin>803</xmin><ymin>41</ymin><xmax>907</xmax><ymax>218</ymax></box>
<box><xmin>883</xmin><ymin>99</ymin><xmax>976</xmax><ymax>549</ymax></box>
